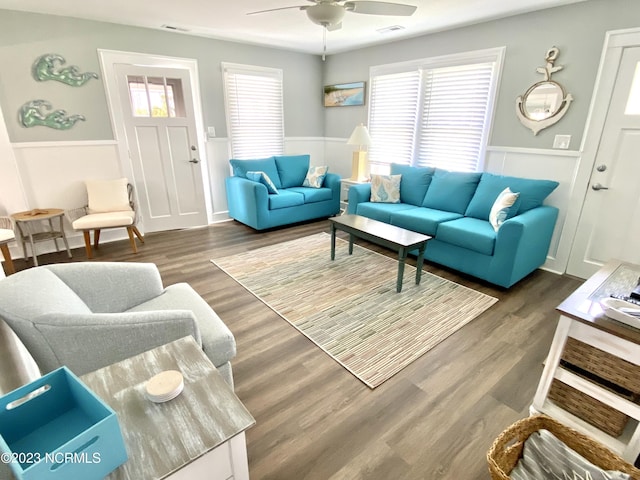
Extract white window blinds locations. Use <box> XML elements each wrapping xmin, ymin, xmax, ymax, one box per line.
<box><xmin>368</xmin><ymin>70</ymin><xmax>421</xmax><ymax>170</ymax></box>
<box><xmin>368</xmin><ymin>48</ymin><xmax>503</xmax><ymax>173</ymax></box>
<box><xmin>417</xmin><ymin>62</ymin><xmax>495</xmax><ymax>171</ymax></box>
<box><xmin>222</xmin><ymin>63</ymin><xmax>284</xmax><ymax>159</ymax></box>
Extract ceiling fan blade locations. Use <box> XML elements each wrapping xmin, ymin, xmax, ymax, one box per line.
<box><xmin>247</xmin><ymin>5</ymin><xmax>306</xmax><ymax>15</ymax></box>
<box><xmin>344</xmin><ymin>1</ymin><xmax>417</xmax><ymax>16</ymax></box>
<box><xmin>326</xmin><ymin>22</ymin><xmax>342</xmax><ymax>31</ymax></box>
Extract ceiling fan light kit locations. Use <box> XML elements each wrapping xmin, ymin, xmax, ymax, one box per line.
<box><xmin>305</xmin><ymin>3</ymin><xmax>346</xmax><ymax>26</ymax></box>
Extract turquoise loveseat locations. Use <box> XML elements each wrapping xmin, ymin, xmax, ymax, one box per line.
<box><xmin>225</xmin><ymin>154</ymin><xmax>341</xmax><ymax>230</ymax></box>
<box><xmin>347</xmin><ymin>164</ymin><xmax>559</xmax><ymax>288</ymax></box>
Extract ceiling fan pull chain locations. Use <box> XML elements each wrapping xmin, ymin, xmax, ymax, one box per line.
<box><xmin>322</xmin><ymin>26</ymin><xmax>327</xmax><ymax>61</ymax></box>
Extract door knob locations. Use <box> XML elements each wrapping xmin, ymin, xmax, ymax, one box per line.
<box><xmin>592</xmin><ymin>183</ymin><xmax>609</xmax><ymax>191</ymax></box>
<box><xmin>596</xmin><ymin>164</ymin><xmax>607</xmax><ymax>172</ymax></box>
<box><xmin>189</xmin><ymin>159</ymin><xmax>199</xmax><ymax>164</ymax></box>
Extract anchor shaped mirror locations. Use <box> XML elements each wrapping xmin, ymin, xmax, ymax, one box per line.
<box><xmin>516</xmin><ymin>47</ymin><xmax>573</xmax><ymax>135</ymax></box>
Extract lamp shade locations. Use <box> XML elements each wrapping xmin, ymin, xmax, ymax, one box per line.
<box><xmin>347</xmin><ymin>123</ymin><xmax>372</xmax><ymax>149</ymax></box>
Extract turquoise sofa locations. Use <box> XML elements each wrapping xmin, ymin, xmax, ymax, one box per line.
<box><xmin>225</xmin><ymin>154</ymin><xmax>341</xmax><ymax>230</ymax></box>
<box><xmin>347</xmin><ymin>164</ymin><xmax>559</xmax><ymax>288</ymax></box>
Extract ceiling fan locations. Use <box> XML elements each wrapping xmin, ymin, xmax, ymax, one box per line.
<box><xmin>248</xmin><ymin>0</ymin><xmax>417</xmax><ymax>59</ymax></box>
<box><xmin>248</xmin><ymin>0</ymin><xmax>417</xmax><ymax>31</ymax></box>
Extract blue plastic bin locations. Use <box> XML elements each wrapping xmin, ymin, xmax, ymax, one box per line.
<box><xmin>0</xmin><ymin>367</ymin><xmax>127</xmax><ymax>480</ymax></box>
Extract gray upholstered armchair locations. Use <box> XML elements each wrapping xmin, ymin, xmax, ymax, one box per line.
<box><xmin>0</xmin><ymin>262</ymin><xmax>236</xmax><ymax>387</ymax></box>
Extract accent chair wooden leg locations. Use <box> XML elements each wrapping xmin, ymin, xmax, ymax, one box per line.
<box><xmin>1</xmin><ymin>243</ymin><xmax>15</xmax><ymax>275</ymax></box>
<box><xmin>132</xmin><ymin>226</ymin><xmax>145</xmax><ymax>244</ymax></box>
<box><xmin>83</xmin><ymin>231</ymin><xmax>93</xmax><ymax>259</ymax></box>
<box><xmin>126</xmin><ymin>227</ymin><xmax>138</xmax><ymax>254</ymax></box>
<box><xmin>94</xmin><ymin>229</ymin><xmax>101</xmax><ymax>249</ymax></box>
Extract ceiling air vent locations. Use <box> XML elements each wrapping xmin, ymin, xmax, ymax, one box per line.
<box><xmin>161</xmin><ymin>24</ymin><xmax>189</xmax><ymax>32</ymax></box>
<box><xmin>376</xmin><ymin>25</ymin><xmax>405</xmax><ymax>34</ymax></box>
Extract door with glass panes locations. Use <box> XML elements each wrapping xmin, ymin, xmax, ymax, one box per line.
<box><xmin>115</xmin><ymin>64</ymin><xmax>207</xmax><ymax>232</ymax></box>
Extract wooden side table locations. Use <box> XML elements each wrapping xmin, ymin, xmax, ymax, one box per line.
<box><xmin>11</xmin><ymin>209</ymin><xmax>72</xmax><ymax>266</ymax></box>
<box><xmin>531</xmin><ymin>260</ymin><xmax>640</xmax><ymax>462</ymax></box>
<box><xmin>81</xmin><ymin>336</ymin><xmax>255</xmax><ymax>480</ymax></box>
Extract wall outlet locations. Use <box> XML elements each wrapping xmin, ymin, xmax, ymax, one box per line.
<box><xmin>553</xmin><ymin>134</ymin><xmax>571</xmax><ymax>149</ymax></box>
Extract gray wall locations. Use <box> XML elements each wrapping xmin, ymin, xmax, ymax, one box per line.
<box><xmin>0</xmin><ymin>10</ymin><xmax>324</xmax><ymax>142</ymax></box>
<box><xmin>323</xmin><ymin>0</ymin><xmax>640</xmax><ymax>149</ymax></box>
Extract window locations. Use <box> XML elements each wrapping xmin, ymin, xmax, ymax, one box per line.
<box><xmin>127</xmin><ymin>75</ymin><xmax>186</xmax><ymax>118</ymax></box>
<box><xmin>222</xmin><ymin>63</ymin><xmax>284</xmax><ymax>159</ymax></box>
<box><xmin>368</xmin><ymin>48</ymin><xmax>504</xmax><ymax>173</ymax></box>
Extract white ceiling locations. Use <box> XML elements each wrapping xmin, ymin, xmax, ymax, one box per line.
<box><xmin>0</xmin><ymin>0</ymin><xmax>587</xmax><ymax>55</ymax></box>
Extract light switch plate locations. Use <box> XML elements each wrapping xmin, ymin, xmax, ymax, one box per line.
<box><xmin>206</xmin><ymin>126</ymin><xmax>216</xmax><ymax>138</ymax></box>
<box><xmin>553</xmin><ymin>134</ymin><xmax>571</xmax><ymax>149</ymax></box>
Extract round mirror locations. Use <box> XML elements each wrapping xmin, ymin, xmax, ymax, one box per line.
<box><xmin>523</xmin><ymin>81</ymin><xmax>564</xmax><ymax>120</ymax></box>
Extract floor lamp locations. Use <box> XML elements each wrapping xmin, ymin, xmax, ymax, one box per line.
<box><xmin>347</xmin><ymin>123</ymin><xmax>372</xmax><ymax>182</ymax></box>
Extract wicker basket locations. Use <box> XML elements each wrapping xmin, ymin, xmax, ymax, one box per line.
<box><xmin>548</xmin><ymin>378</ymin><xmax>632</xmax><ymax>437</ymax></box>
<box><xmin>487</xmin><ymin>415</ymin><xmax>640</xmax><ymax>480</ymax></box>
<box><xmin>562</xmin><ymin>337</ymin><xmax>640</xmax><ymax>394</ymax></box>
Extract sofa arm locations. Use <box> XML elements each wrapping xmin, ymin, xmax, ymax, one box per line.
<box><xmin>33</xmin><ymin>310</ymin><xmax>201</xmax><ymax>375</ymax></box>
<box><xmin>347</xmin><ymin>183</ymin><xmax>371</xmax><ymax>214</ymax></box>
<box><xmin>43</xmin><ymin>262</ymin><xmax>165</xmax><ymax>313</ymax></box>
<box><xmin>491</xmin><ymin>205</ymin><xmax>559</xmax><ymax>286</ymax></box>
<box><xmin>225</xmin><ymin>176</ymin><xmax>269</xmax><ymax>227</ymax></box>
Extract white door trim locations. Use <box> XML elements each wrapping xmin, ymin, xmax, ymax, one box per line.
<box><xmin>565</xmin><ymin>27</ymin><xmax>640</xmax><ymax>276</ymax></box>
<box><xmin>98</xmin><ymin>49</ymin><xmax>212</xmax><ymax>226</ymax></box>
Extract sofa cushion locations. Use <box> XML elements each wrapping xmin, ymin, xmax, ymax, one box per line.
<box><xmin>268</xmin><ymin>190</ymin><xmax>304</xmax><ymax>210</ymax></box>
<box><xmin>72</xmin><ymin>211</ymin><xmax>135</xmax><ymax>230</ymax></box>
<box><xmin>356</xmin><ymin>202</ymin><xmax>417</xmax><ymax>223</ymax></box>
<box><xmin>489</xmin><ymin>187</ymin><xmax>519</xmax><ymax>231</ymax></box>
<box><xmin>465</xmin><ymin>173</ymin><xmax>559</xmax><ymax>219</ymax></box>
<box><xmin>246</xmin><ymin>171</ymin><xmax>279</xmax><ymax>194</ymax></box>
<box><xmin>422</xmin><ymin>169</ymin><xmax>482</xmax><ymax>214</ymax></box>
<box><xmin>303</xmin><ymin>166</ymin><xmax>329</xmax><ymax>188</ymax></box>
<box><xmin>390</xmin><ymin>208</ymin><xmax>463</xmax><ymax>236</ymax></box>
<box><xmin>435</xmin><ymin>217</ymin><xmax>496</xmax><ymax>256</ymax></box>
<box><xmin>370</xmin><ymin>174</ymin><xmax>401</xmax><ymax>203</ymax></box>
<box><xmin>288</xmin><ymin>186</ymin><xmax>332</xmax><ymax>203</ymax></box>
<box><xmin>275</xmin><ymin>155</ymin><xmax>310</xmax><ymax>188</ymax></box>
<box><xmin>230</xmin><ymin>157</ymin><xmax>282</xmax><ymax>189</ymax></box>
<box><xmin>390</xmin><ymin>163</ymin><xmax>435</xmax><ymax>206</ymax></box>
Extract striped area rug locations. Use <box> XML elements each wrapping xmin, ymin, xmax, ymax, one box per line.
<box><xmin>212</xmin><ymin>232</ymin><xmax>498</xmax><ymax>388</ymax></box>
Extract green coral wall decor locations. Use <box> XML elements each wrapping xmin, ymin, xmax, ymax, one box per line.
<box><xmin>19</xmin><ymin>99</ymin><xmax>86</xmax><ymax>130</ymax></box>
<box><xmin>32</xmin><ymin>53</ymin><xmax>98</xmax><ymax>86</ymax></box>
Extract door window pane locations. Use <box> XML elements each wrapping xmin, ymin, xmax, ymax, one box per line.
<box><xmin>127</xmin><ymin>76</ymin><xmax>186</xmax><ymax>118</ymax></box>
<box><xmin>624</xmin><ymin>62</ymin><xmax>640</xmax><ymax>115</ymax></box>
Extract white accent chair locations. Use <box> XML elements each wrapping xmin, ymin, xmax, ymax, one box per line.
<box><xmin>0</xmin><ymin>216</ymin><xmax>15</xmax><ymax>275</ymax></box>
<box><xmin>66</xmin><ymin>178</ymin><xmax>144</xmax><ymax>259</ymax></box>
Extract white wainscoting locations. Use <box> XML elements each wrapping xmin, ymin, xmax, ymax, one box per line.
<box><xmin>7</xmin><ymin>140</ymin><xmax>127</xmax><ymax>259</ymax></box>
<box><xmin>5</xmin><ymin>139</ymin><xmax>584</xmax><ymax>276</ymax></box>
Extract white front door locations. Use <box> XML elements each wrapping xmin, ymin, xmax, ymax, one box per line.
<box><xmin>115</xmin><ymin>64</ymin><xmax>207</xmax><ymax>232</ymax></box>
<box><xmin>567</xmin><ymin>45</ymin><xmax>640</xmax><ymax>278</ymax></box>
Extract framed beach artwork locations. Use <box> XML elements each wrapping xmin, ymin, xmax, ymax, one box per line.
<box><xmin>323</xmin><ymin>81</ymin><xmax>365</xmax><ymax>107</ymax></box>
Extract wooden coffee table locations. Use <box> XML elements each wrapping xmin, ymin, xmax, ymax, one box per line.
<box><xmin>329</xmin><ymin>214</ymin><xmax>432</xmax><ymax>293</ymax></box>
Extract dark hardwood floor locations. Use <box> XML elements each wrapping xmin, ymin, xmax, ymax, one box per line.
<box><xmin>1</xmin><ymin>219</ymin><xmax>583</xmax><ymax>479</ymax></box>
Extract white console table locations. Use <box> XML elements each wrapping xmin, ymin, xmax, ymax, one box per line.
<box><xmin>81</xmin><ymin>336</ymin><xmax>255</xmax><ymax>480</ymax></box>
<box><xmin>532</xmin><ymin>260</ymin><xmax>640</xmax><ymax>463</ymax></box>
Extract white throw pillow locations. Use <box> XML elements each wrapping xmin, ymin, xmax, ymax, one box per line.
<box><xmin>489</xmin><ymin>187</ymin><xmax>519</xmax><ymax>231</ymax></box>
<box><xmin>303</xmin><ymin>166</ymin><xmax>329</xmax><ymax>188</ymax></box>
<box><xmin>86</xmin><ymin>178</ymin><xmax>132</xmax><ymax>213</ymax></box>
<box><xmin>370</xmin><ymin>174</ymin><xmax>401</xmax><ymax>203</ymax></box>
